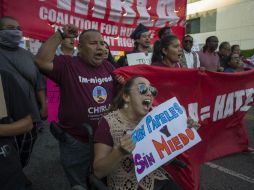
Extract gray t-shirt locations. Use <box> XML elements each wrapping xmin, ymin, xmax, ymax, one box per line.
<box><xmin>0</xmin><ymin>46</ymin><xmax>45</xmax><ymax>122</ymax></box>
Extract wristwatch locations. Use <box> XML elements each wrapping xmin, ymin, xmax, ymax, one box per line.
<box><xmin>57</xmin><ymin>28</ymin><xmax>66</xmax><ymax>39</ymax></box>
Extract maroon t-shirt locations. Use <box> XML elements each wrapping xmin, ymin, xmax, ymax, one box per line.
<box><xmin>47</xmin><ymin>55</ymin><xmax>115</xmax><ymax>142</ymax></box>
<box><xmin>94</xmin><ymin>117</ymin><xmax>113</xmax><ymax>146</ymax></box>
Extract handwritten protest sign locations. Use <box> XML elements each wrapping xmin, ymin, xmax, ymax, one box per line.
<box><xmin>127</xmin><ymin>52</ymin><xmax>152</xmax><ymax>66</ymax></box>
<box><xmin>132</xmin><ymin>97</ymin><xmax>201</xmax><ymax>182</ymax></box>
<box><xmin>0</xmin><ymin>75</ymin><xmax>7</xmax><ymax>119</ymax></box>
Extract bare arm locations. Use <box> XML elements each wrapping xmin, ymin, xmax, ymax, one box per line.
<box><xmin>35</xmin><ymin>24</ymin><xmax>79</xmax><ymax>74</ymax></box>
<box><xmin>0</xmin><ymin>115</ymin><xmax>33</xmax><ymax>136</ymax></box>
<box><xmin>34</xmin><ymin>32</ymin><xmax>62</xmax><ymax>74</ymax></box>
<box><xmin>37</xmin><ymin>89</ymin><xmax>48</xmax><ymax>119</ymax></box>
<box><xmin>93</xmin><ymin>143</ymin><xmax>125</xmax><ymax>178</ymax></box>
<box><xmin>94</xmin><ymin>134</ymin><xmax>135</xmax><ymax>178</ymax></box>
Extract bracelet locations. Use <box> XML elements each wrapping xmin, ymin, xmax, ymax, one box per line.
<box><xmin>57</xmin><ymin>28</ymin><xmax>66</xmax><ymax>39</ymax></box>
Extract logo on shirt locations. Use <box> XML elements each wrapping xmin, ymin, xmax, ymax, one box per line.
<box><xmin>92</xmin><ymin>86</ymin><xmax>107</xmax><ymax>104</ymax></box>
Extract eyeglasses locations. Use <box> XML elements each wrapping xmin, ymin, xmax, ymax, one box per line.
<box><xmin>137</xmin><ymin>84</ymin><xmax>158</xmax><ymax>97</ymax></box>
<box><xmin>184</xmin><ymin>40</ymin><xmax>193</xmax><ymax>43</ymax></box>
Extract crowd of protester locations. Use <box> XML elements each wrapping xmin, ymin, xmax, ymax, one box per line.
<box><xmin>0</xmin><ymin>15</ymin><xmax>254</xmax><ymax>190</ymax></box>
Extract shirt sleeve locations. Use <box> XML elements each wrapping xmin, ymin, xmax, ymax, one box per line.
<box><xmin>94</xmin><ymin>117</ymin><xmax>113</xmax><ymax>147</ymax></box>
<box><xmin>45</xmin><ymin>55</ymin><xmax>71</xmax><ymax>84</ymax></box>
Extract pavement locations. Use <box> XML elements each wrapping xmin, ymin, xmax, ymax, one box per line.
<box><xmin>23</xmin><ymin>126</ymin><xmax>70</xmax><ymax>190</ymax></box>
<box><xmin>24</xmin><ymin>109</ymin><xmax>254</xmax><ymax>190</ymax></box>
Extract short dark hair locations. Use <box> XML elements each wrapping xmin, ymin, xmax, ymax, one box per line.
<box><xmin>79</xmin><ymin>29</ymin><xmax>100</xmax><ymax>42</ymax></box>
<box><xmin>219</xmin><ymin>41</ymin><xmax>230</xmax><ymax>51</ymax></box>
<box><xmin>158</xmin><ymin>26</ymin><xmax>171</xmax><ymax>39</ymax></box>
<box><xmin>203</xmin><ymin>36</ymin><xmax>218</xmax><ymax>52</ymax></box>
<box><xmin>206</xmin><ymin>36</ymin><xmax>218</xmax><ymax>43</ymax></box>
<box><xmin>0</xmin><ymin>16</ymin><xmax>16</xmax><ymax>28</ymax></box>
<box><xmin>231</xmin><ymin>44</ymin><xmax>240</xmax><ymax>52</ymax></box>
<box><xmin>183</xmin><ymin>35</ymin><xmax>193</xmax><ymax>41</ymax></box>
<box><xmin>152</xmin><ymin>34</ymin><xmax>179</xmax><ymax>62</ymax></box>
<box><xmin>225</xmin><ymin>53</ymin><xmax>237</xmax><ymax>67</ymax></box>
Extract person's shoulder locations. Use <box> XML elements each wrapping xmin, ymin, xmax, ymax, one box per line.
<box><xmin>0</xmin><ymin>69</ymin><xmax>19</xmax><ymax>86</ymax></box>
<box><xmin>103</xmin><ymin>60</ymin><xmax>115</xmax><ymax>70</ymax></box>
<box><xmin>104</xmin><ymin>110</ymin><xmax>120</xmax><ymax>122</ymax></box>
<box><xmin>18</xmin><ymin>47</ymin><xmax>33</xmax><ymax>55</ymax></box>
<box><xmin>104</xmin><ymin>110</ymin><xmax>117</xmax><ymax>118</ymax></box>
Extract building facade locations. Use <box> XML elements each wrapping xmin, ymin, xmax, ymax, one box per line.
<box><xmin>186</xmin><ymin>0</ymin><xmax>254</xmax><ymax>50</ymax></box>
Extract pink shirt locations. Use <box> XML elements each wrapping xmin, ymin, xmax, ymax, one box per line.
<box><xmin>198</xmin><ymin>51</ymin><xmax>220</xmax><ymax>71</ymax></box>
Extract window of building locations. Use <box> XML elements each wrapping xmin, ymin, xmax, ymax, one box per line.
<box><xmin>200</xmin><ymin>10</ymin><xmax>217</xmax><ymax>33</ymax></box>
<box><xmin>186</xmin><ymin>18</ymin><xmax>200</xmax><ymax>34</ymax></box>
<box><xmin>186</xmin><ymin>9</ymin><xmax>217</xmax><ymax>34</ymax></box>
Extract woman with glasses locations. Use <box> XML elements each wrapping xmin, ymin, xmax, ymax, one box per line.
<box><xmin>93</xmin><ymin>76</ymin><xmax>183</xmax><ymax>190</ymax></box>
<box><xmin>224</xmin><ymin>53</ymin><xmax>244</xmax><ymax>73</ymax></box>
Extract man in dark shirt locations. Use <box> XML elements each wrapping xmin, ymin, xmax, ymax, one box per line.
<box><xmin>35</xmin><ymin>25</ymin><xmax>115</xmax><ymax>189</ymax></box>
<box><xmin>0</xmin><ymin>70</ymin><xmax>33</xmax><ymax>190</ymax></box>
<box><xmin>0</xmin><ymin>16</ymin><xmax>47</xmax><ymax>167</ymax></box>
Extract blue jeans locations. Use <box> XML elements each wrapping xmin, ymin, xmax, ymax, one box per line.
<box><xmin>59</xmin><ymin>134</ymin><xmax>90</xmax><ymax>189</ymax></box>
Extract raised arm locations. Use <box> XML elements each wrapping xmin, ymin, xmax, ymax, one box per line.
<box><xmin>34</xmin><ymin>24</ymin><xmax>78</xmax><ymax>74</ymax></box>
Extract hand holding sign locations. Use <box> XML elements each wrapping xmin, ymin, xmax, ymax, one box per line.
<box><xmin>118</xmin><ymin>133</ymin><xmax>136</xmax><ymax>155</ymax></box>
<box><xmin>187</xmin><ymin>117</ymin><xmax>200</xmax><ymax>130</ymax></box>
<box><xmin>132</xmin><ymin>97</ymin><xmax>202</xmax><ymax>182</ymax></box>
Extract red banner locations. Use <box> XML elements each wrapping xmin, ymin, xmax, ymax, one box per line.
<box><xmin>114</xmin><ymin>65</ymin><xmax>252</xmax><ymax>190</ymax></box>
<box><xmin>0</xmin><ymin>0</ymin><xmax>186</xmax><ymax>51</ymax></box>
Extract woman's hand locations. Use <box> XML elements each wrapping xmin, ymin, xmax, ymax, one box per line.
<box><xmin>187</xmin><ymin>117</ymin><xmax>200</xmax><ymax>130</ymax></box>
<box><xmin>118</xmin><ymin>134</ymin><xmax>135</xmax><ymax>155</ymax></box>
<box><xmin>115</xmin><ymin>75</ymin><xmax>125</xmax><ymax>85</ymax></box>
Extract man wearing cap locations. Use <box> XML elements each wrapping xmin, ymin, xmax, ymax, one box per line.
<box><xmin>116</xmin><ymin>23</ymin><xmax>151</xmax><ymax>67</ymax></box>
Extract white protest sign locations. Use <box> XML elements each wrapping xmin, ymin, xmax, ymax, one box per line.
<box><xmin>126</xmin><ymin>52</ymin><xmax>152</xmax><ymax>66</ymax></box>
<box><xmin>0</xmin><ymin>75</ymin><xmax>7</xmax><ymax>119</ymax></box>
<box><xmin>132</xmin><ymin>97</ymin><xmax>201</xmax><ymax>182</ymax></box>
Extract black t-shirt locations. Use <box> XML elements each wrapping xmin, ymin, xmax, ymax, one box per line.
<box><xmin>0</xmin><ymin>70</ymin><xmax>31</xmax><ymax>190</ymax></box>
